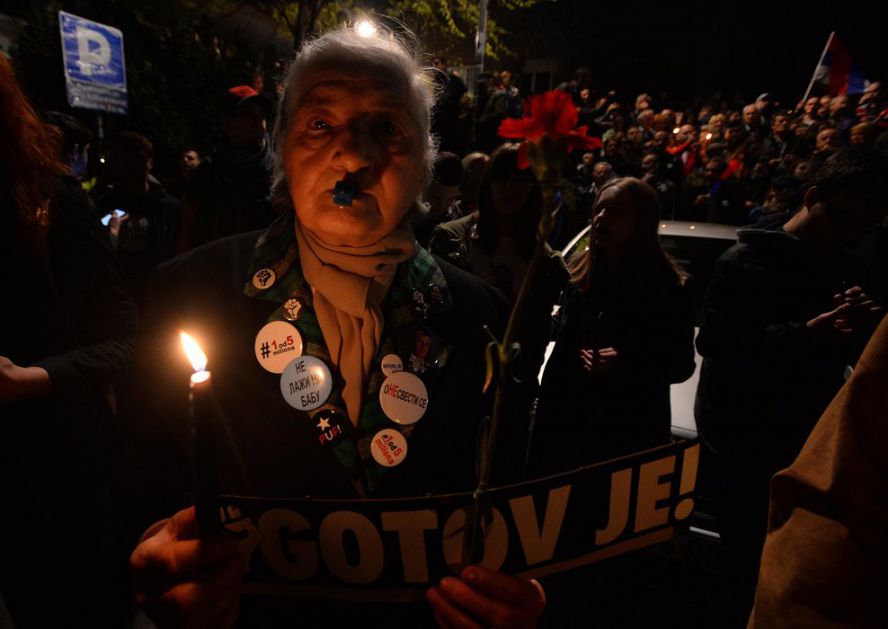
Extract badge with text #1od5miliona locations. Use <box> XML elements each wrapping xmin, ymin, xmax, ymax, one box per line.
<box><xmin>370</xmin><ymin>428</ymin><xmax>408</xmax><ymax>467</ymax></box>
<box><xmin>255</xmin><ymin>321</ymin><xmax>303</xmax><ymax>373</ymax></box>
<box><xmin>280</xmin><ymin>356</ymin><xmax>332</xmax><ymax>412</ymax></box>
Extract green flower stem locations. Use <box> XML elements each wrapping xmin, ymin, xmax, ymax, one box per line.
<box><xmin>467</xmin><ymin>172</ymin><xmax>559</xmax><ymax>564</ymax></box>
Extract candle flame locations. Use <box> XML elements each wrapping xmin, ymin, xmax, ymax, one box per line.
<box><xmin>180</xmin><ymin>332</ymin><xmax>207</xmax><ymax>373</ymax></box>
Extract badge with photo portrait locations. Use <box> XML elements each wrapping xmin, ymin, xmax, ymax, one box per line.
<box><xmin>397</xmin><ymin>323</ymin><xmax>441</xmax><ymax>381</ymax></box>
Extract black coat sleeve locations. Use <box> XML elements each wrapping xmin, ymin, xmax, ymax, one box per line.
<box><xmin>31</xmin><ymin>183</ymin><xmax>139</xmax><ymax>396</ymax></box>
<box><xmin>616</xmin><ymin>276</ymin><xmax>696</xmax><ymax>385</ymax></box>
<box><xmin>696</xmin><ymin>251</ymin><xmax>812</xmax><ymax>364</ymax></box>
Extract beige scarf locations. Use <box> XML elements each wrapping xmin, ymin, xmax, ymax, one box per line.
<box><xmin>295</xmin><ymin>222</ymin><xmax>415</xmax><ymax>424</ymax></box>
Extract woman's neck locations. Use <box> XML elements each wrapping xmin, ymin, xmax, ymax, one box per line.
<box><xmin>496</xmin><ymin>216</ymin><xmax>520</xmax><ymax>238</ymax></box>
<box><xmin>600</xmin><ymin>246</ymin><xmax>626</xmax><ymax>273</ymax></box>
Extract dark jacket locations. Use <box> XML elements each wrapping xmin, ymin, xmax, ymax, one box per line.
<box><xmin>186</xmin><ymin>140</ymin><xmax>277</xmax><ymax>248</ymax></box>
<box><xmin>530</xmin><ymin>266</ymin><xmax>696</xmax><ymax>473</ymax></box>
<box><xmin>94</xmin><ymin>179</ymin><xmax>181</xmax><ymax>304</ymax></box>
<box><xmin>428</xmin><ymin>213</ymin><xmax>570</xmax><ymax>398</ymax></box>
<box><xmin>122</xmin><ymin>216</ymin><xmax>513</xmax><ymax>626</ymax></box>
<box><xmin>695</xmin><ymin>224</ymin><xmax>863</xmax><ymax>469</ymax></box>
<box><xmin>0</xmin><ymin>178</ymin><xmax>138</xmax><ymax>626</ymax></box>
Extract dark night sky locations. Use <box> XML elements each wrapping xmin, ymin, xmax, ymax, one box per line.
<box><xmin>505</xmin><ymin>0</ymin><xmax>887</xmax><ymax>106</ymax></box>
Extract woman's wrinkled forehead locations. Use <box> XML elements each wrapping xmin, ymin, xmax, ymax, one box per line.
<box><xmin>289</xmin><ymin>61</ymin><xmax>422</xmax><ymax>123</ymax></box>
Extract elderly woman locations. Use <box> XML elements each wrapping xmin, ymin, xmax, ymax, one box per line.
<box><xmin>127</xmin><ymin>24</ymin><xmax>544</xmax><ymax>627</ymax></box>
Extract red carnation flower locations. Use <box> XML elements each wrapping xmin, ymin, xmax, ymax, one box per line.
<box><xmin>498</xmin><ymin>90</ymin><xmax>602</xmax><ymax>168</ymax></box>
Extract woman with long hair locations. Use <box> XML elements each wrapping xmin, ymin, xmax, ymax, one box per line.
<box><xmin>429</xmin><ymin>143</ymin><xmax>569</xmax><ymax>436</ymax></box>
<box><xmin>0</xmin><ymin>54</ymin><xmax>137</xmax><ymax>626</ymax></box>
<box><xmin>530</xmin><ymin>177</ymin><xmax>696</xmax><ymax>472</ymax></box>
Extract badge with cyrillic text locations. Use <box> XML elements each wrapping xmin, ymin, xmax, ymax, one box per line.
<box><xmin>379</xmin><ymin>371</ymin><xmax>428</xmax><ymax>425</ymax></box>
<box><xmin>280</xmin><ymin>356</ymin><xmax>332</xmax><ymax>411</ymax></box>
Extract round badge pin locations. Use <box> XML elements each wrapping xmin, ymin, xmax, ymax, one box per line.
<box><xmin>280</xmin><ymin>356</ymin><xmax>333</xmax><ymax>412</ymax></box>
<box><xmin>380</xmin><ymin>353</ymin><xmax>404</xmax><ymax>377</ymax></box>
<box><xmin>425</xmin><ymin>282</ymin><xmax>445</xmax><ymax>304</ymax></box>
<box><xmin>253</xmin><ymin>268</ymin><xmax>276</xmax><ymax>290</ymax></box>
<box><xmin>255</xmin><ymin>321</ymin><xmax>303</xmax><ymax>373</ymax></box>
<box><xmin>283</xmin><ymin>297</ymin><xmax>305</xmax><ymax>321</ymax></box>
<box><xmin>379</xmin><ymin>370</ymin><xmax>429</xmax><ymax>425</ymax></box>
<box><xmin>370</xmin><ymin>428</ymin><xmax>408</xmax><ymax>467</ymax></box>
<box><xmin>313</xmin><ymin>408</ymin><xmax>348</xmax><ymax>447</ymax></box>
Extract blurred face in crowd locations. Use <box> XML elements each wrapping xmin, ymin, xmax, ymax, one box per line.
<box><xmin>807</xmin><ymin>186</ymin><xmax>888</xmax><ymax>246</ymax></box>
<box><xmin>635</xmin><ymin>93</ymin><xmax>651</xmax><ymax>112</ymax></box>
<box><xmin>793</xmin><ymin>160</ymin><xmax>811</xmax><ymax>181</ymax></box>
<box><xmin>829</xmin><ymin>94</ymin><xmax>848</xmax><ymax>117</ymax></box>
<box><xmin>727</xmin><ymin>111</ymin><xmax>742</xmax><ymax>126</ymax></box>
<box><xmin>181</xmin><ymin>150</ymin><xmax>200</xmax><ymax>173</ymax></box>
<box><xmin>490</xmin><ymin>160</ymin><xmax>535</xmax><ymax>218</ymax></box>
<box><xmin>638</xmin><ymin>109</ymin><xmax>655</xmax><ymax>130</ymax></box>
<box><xmin>426</xmin><ymin>181</ymin><xmax>460</xmax><ymax>218</ymax></box>
<box><xmin>804</xmin><ymin>97</ymin><xmax>818</xmax><ymax>115</ymax></box>
<box><xmin>592</xmin><ymin>162</ymin><xmax>614</xmax><ymax>187</ymax></box>
<box><xmin>709</xmin><ymin>114</ymin><xmax>725</xmax><ymax>132</ymax></box>
<box><xmin>817</xmin><ymin>95</ymin><xmax>831</xmax><ymax>118</ymax></box>
<box><xmin>641</xmin><ymin>153</ymin><xmax>658</xmax><ymax>174</ymax></box>
<box><xmin>604</xmin><ymin>136</ymin><xmax>621</xmax><ymax>155</ymax></box>
<box><xmin>626</xmin><ymin>126</ymin><xmax>644</xmax><ymax>145</ymax></box>
<box><xmin>771</xmin><ymin>114</ymin><xmax>789</xmax><ymax>135</ymax></box>
<box><xmin>816</xmin><ymin>127</ymin><xmax>838</xmax><ymax>152</ymax></box>
<box><xmin>284</xmin><ymin>67</ymin><xmax>427</xmax><ymax>247</ymax></box>
<box><xmin>227</xmin><ymin>100</ymin><xmax>267</xmax><ymax>147</ymax></box>
<box><xmin>850</xmin><ymin>124</ymin><xmax>870</xmax><ymax>145</ymax></box>
<box><xmin>676</xmin><ymin>124</ymin><xmax>696</xmax><ymax>144</ymax></box>
<box><xmin>461</xmin><ymin>153</ymin><xmax>489</xmax><ymax>206</ymax></box>
<box><xmin>704</xmin><ymin>157</ymin><xmax>725</xmax><ymax>183</ymax></box>
<box><xmin>651</xmin><ymin>130</ymin><xmax>669</xmax><ymax>151</ymax></box>
<box><xmin>860</xmin><ymin>81</ymin><xmax>881</xmax><ymax>105</ymax></box>
<box><xmin>581</xmin><ymin>152</ymin><xmax>595</xmax><ymax>168</ymax></box>
<box><xmin>118</xmin><ymin>146</ymin><xmax>152</xmax><ymax>183</ymax></box>
<box><xmin>593</xmin><ymin>183</ymin><xmax>638</xmax><ymax>257</ymax></box>
<box><xmin>723</xmin><ymin>126</ymin><xmax>741</xmax><ymax>144</ymax></box>
<box><xmin>743</xmin><ymin>104</ymin><xmax>759</xmax><ymax>126</ymax></box>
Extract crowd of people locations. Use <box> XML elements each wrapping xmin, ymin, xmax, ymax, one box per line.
<box><xmin>2</xmin><ymin>18</ymin><xmax>888</xmax><ymax>628</ymax></box>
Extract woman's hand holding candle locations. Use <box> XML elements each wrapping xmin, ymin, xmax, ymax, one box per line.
<box><xmin>130</xmin><ymin>506</ymin><xmax>246</xmax><ymax>628</ymax></box>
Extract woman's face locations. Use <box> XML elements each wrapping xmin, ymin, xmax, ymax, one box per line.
<box><xmin>284</xmin><ymin>68</ymin><xmax>427</xmax><ymax>246</ymax></box>
<box><xmin>592</xmin><ymin>185</ymin><xmax>638</xmax><ymax>257</ymax></box>
<box><xmin>490</xmin><ymin>163</ymin><xmax>534</xmax><ymax>218</ymax></box>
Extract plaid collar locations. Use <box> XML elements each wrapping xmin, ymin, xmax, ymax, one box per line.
<box><xmin>243</xmin><ymin>211</ymin><xmax>453</xmax><ymax>495</ymax></box>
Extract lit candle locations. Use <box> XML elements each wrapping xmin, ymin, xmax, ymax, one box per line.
<box><xmin>180</xmin><ymin>332</ymin><xmax>221</xmax><ymax>537</ymax></box>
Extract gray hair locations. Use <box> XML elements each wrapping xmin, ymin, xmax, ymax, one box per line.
<box><xmin>270</xmin><ymin>23</ymin><xmax>438</xmax><ymax>212</ymax></box>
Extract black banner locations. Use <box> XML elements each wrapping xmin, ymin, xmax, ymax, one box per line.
<box><xmin>222</xmin><ymin>440</ymin><xmax>699</xmax><ymax>601</ymax></box>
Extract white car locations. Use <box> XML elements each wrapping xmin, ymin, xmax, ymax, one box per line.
<box><xmin>556</xmin><ymin>221</ymin><xmax>739</xmax><ymax>439</ymax></box>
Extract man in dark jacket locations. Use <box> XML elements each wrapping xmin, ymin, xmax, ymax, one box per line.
<box><xmin>94</xmin><ymin>132</ymin><xmax>181</xmax><ymax>305</ymax></box>
<box><xmin>179</xmin><ymin>85</ymin><xmax>277</xmax><ymax>251</ymax></box>
<box><xmin>695</xmin><ymin>147</ymin><xmax>888</xmax><ymax>588</ymax></box>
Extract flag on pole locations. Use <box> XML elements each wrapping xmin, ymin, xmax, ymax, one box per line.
<box><xmin>812</xmin><ymin>33</ymin><xmax>869</xmax><ymax>96</ymax></box>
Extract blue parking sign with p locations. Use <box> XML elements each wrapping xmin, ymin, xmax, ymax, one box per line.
<box><xmin>59</xmin><ymin>11</ymin><xmax>128</xmax><ymax>114</ymax></box>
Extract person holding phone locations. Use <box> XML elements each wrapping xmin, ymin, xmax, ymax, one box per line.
<box><xmin>0</xmin><ymin>55</ymin><xmax>138</xmax><ymax>627</ymax></box>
